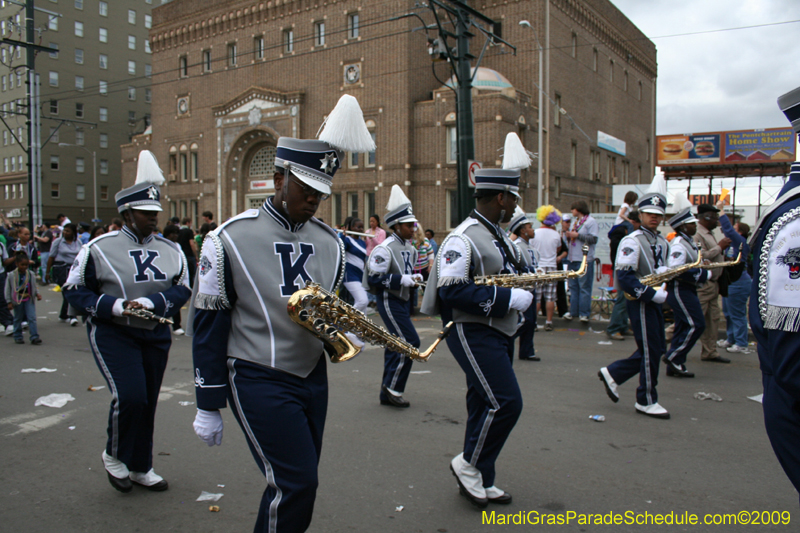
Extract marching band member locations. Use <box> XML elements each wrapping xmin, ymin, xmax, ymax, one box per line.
<box><xmin>749</xmin><ymin>86</ymin><xmax>800</xmax><ymax>498</ymax></box>
<box><xmin>507</xmin><ymin>206</ymin><xmax>540</xmax><ymax>361</ymax></box>
<box><xmin>598</xmin><ymin>174</ymin><xmax>671</xmax><ymax>419</ymax></box>
<box><xmin>190</xmin><ymin>94</ymin><xmax>371</xmax><ymax>532</ymax></box>
<box><xmin>422</xmin><ymin>132</ymin><xmax>532</xmax><ymax>508</ymax></box>
<box><xmin>365</xmin><ymin>185</ymin><xmax>420</xmax><ymax>408</ymax></box>
<box><xmin>662</xmin><ymin>193</ymin><xmax>708</xmax><ymax>378</ymax></box>
<box><xmin>63</xmin><ymin>151</ymin><xmax>191</xmax><ymax>492</ymax></box>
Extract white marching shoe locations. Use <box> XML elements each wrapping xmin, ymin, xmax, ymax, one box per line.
<box><xmin>635</xmin><ymin>402</ymin><xmax>670</xmax><ymax>419</ymax></box>
<box><xmin>450</xmin><ymin>453</ymin><xmax>488</xmax><ymax>508</ymax></box>
<box><xmin>129</xmin><ymin>468</ymin><xmax>169</xmax><ymax>491</ymax></box>
<box><xmin>598</xmin><ymin>367</ymin><xmax>619</xmax><ymax>403</ymax></box>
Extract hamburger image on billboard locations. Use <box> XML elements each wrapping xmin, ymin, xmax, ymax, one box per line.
<box><xmin>694</xmin><ymin>141</ymin><xmax>715</xmax><ymax>156</ymax></box>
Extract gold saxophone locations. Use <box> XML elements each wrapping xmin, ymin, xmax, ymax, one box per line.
<box><xmin>700</xmin><ymin>244</ymin><xmax>743</xmax><ymax>270</ymax></box>
<box><xmin>474</xmin><ymin>245</ymin><xmax>589</xmax><ymax>289</ymax></box>
<box><xmin>287</xmin><ymin>281</ymin><xmax>453</xmax><ymax>363</ymax></box>
<box><xmin>624</xmin><ymin>251</ymin><xmax>703</xmax><ymax>300</ymax></box>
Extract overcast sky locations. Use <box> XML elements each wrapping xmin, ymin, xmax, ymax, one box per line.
<box><xmin>610</xmin><ymin>0</ymin><xmax>800</xmax><ymax>136</ymax></box>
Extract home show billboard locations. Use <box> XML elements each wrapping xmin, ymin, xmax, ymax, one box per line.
<box><xmin>656</xmin><ymin>128</ymin><xmax>795</xmax><ymax>166</ymax></box>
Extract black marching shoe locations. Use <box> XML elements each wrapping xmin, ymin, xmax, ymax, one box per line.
<box><xmin>107</xmin><ymin>472</ymin><xmax>133</xmax><ymax>493</ymax></box>
<box><xmin>486</xmin><ymin>486</ymin><xmax>513</xmax><ymax>504</ymax></box>
<box><xmin>380</xmin><ymin>385</ymin><xmax>410</xmax><ymax>408</ymax></box>
<box><xmin>519</xmin><ymin>354</ymin><xmax>540</xmax><ymax>361</ymax></box>
<box><xmin>662</xmin><ymin>358</ymin><xmax>694</xmax><ymax>378</ymax></box>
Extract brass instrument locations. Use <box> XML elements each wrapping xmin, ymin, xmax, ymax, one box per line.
<box><xmin>337</xmin><ymin>230</ymin><xmax>375</xmax><ymax>238</ymax></box>
<box><xmin>700</xmin><ymin>244</ymin><xmax>743</xmax><ymax>270</ymax></box>
<box><xmin>124</xmin><ymin>307</ymin><xmax>174</xmax><ymax>325</ymax></box>
<box><xmin>624</xmin><ymin>251</ymin><xmax>703</xmax><ymax>300</ymax></box>
<box><xmin>474</xmin><ymin>245</ymin><xmax>589</xmax><ymax>289</ymax></box>
<box><xmin>287</xmin><ymin>281</ymin><xmax>453</xmax><ymax>363</ymax></box>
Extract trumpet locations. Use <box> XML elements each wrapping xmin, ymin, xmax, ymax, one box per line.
<box><xmin>701</xmin><ymin>244</ymin><xmax>743</xmax><ymax>270</ymax></box>
<box><xmin>124</xmin><ymin>307</ymin><xmax>174</xmax><ymax>325</ymax></box>
<box><xmin>624</xmin><ymin>251</ymin><xmax>703</xmax><ymax>300</ymax></box>
<box><xmin>287</xmin><ymin>281</ymin><xmax>453</xmax><ymax>363</ymax></box>
<box><xmin>474</xmin><ymin>245</ymin><xmax>589</xmax><ymax>289</ymax></box>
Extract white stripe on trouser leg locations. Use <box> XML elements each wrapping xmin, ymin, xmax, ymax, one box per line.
<box><xmin>229</xmin><ymin>359</ymin><xmax>282</xmax><ymax>533</ymax></box>
<box><xmin>640</xmin><ymin>303</ymin><xmax>653</xmax><ymax>405</ymax></box>
<box><xmin>667</xmin><ymin>284</ymin><xmax>695</xmax><ymax>363</ymax></box>
<box><xmin>382</xmin><ymin>291</ymin><xmax>407</xmax><ymax>390</ymax></box>
<box><xmin>456</xmin><ymin>324</ymin><xmax>500</xmax><ymax>467</ymax></box>
<box><xmin>88</xmin><ymin>318</ymin><xmax>121</xmax><ymax>458</ymax></box>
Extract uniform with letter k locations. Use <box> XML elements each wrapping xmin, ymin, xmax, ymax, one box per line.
<box><xmin>64</xmin><ymin>150</ymin><xmax>192</xmax><ymax>493</ymax></box>
<box><xmin>190</xmin><ymin>94</ymin><xmax>374</xmax><ymax>533</ymax></box>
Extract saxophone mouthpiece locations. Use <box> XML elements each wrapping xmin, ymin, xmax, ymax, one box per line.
<box><xmin>418</xmin><ymin>321</ymin><xmax>455</xmax><ymax>361</ymax></box>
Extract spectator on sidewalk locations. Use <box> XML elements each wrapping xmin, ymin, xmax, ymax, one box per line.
<box><xmin>606</xmin><ymin>211</ymin><xmax>640</xmax><ymax>340</ymax></box>
<box><xmin>532</xmin><ymin>206</ymin><xmax>562</xmax><ymax>331</ymax></box>
<box><xmin>5</xmin><ymin>252</ymin><xmax>42</xmax><ymax>344</ymax></box>
<box><xmin>46</xmin><ymin>223</ymin><xmax>81</xmax><ymax>326</ymax></box>
<box><xmin>717</xmin><ymin>200</ymin><xmax>751</xmax><ymax>354</ymax></box>
<box><xmin>563</xmin><ymin>200</ymin><xmax>599</xmax><ymax>323</ymax></box>
<box><xmin>177</xmin><ymin>218</ymin><xmax>198</xmax><ymax>284</ymax></box>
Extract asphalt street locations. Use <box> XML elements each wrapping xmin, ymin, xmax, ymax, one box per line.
<box><xmin>1</xmin><ymin>291</ymin><xmax>796</xmax><ymax>532</ymax></box>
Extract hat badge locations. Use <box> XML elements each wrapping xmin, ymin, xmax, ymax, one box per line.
<box><xmin>650</xmin><ymin>196</ymin><xmax>660</xmax><ymax>205</ymax></box>
<box><xmin>320</xmin><ymin>152</ymin><xmax>337</xmax><ymax>175</ymax></box>
<box><xmin>147</xmin><ymin>186</ymin><xmax>159</xmax><ymax>200</ymax></box>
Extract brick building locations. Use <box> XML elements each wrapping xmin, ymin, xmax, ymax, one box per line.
<box><xmin>0</xmin><ymin>0</ymin><xmax>155</xmax><ymax>226</ymax></box>
<box><xmin>124</xmin><ymin>0</ymin><xmax>656</xmax><ymax>234</ymax></box>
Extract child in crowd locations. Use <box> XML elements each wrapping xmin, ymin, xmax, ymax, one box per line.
<box><xmin>5</xmin><ymin>252</ymin><xmax>42</xmax><ymax>344</ymax></box>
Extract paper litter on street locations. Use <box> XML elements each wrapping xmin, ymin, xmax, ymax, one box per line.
<box><xmin>87</xmin><ymin>385</ymin><xmax>106</xmax><ymax>392</ymax></box>
<box><xmin>748</xmin><ymin>394</ymin><xmax>763</xmax><ymax>403</ymax></box>
<box><xmin>178</xmin><ymin>401</ymin><xmax>195</xmax><ymax>406</ymax></box>
<box><xmin>694</xmin><ymin>392</ymin><xmax>722</xmax><ymax>402</ymax></box>
<box><xmin>34</xmin><ymin>393</ymin><xmax>76</xmax><ymax>408</ymax></box>
<box><xmin>197</xmin><ymin>491</ymin><xmax>224</xmax><ymax>502</ymax></box>
<box><xmin>21</xmin><ymin>368</ymin><xmax>57</xmax><ymax>373</ymax></box>
<box><xmin>598</xmin><ymin>341</ymin><xmax>613</xmax><ymax>345</ymax></box>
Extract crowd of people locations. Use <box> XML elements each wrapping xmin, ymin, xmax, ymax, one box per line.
<box><xmin>4</xmin><ymin>87</ymin><xmax>800</xmax><ymax>532</ymax></box>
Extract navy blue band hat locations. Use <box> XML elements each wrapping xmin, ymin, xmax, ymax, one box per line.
<box><xmin>638</xmin><ymin>172</ymin><xmax>668</xmax><ymax>215</ymax></box>
<box><xmin>274</xmin><ymin>138</ymin><xmax>340</xmax><ymax>196</ymax></box>
<box><xmin>116</xmin><ymin>150</ymin><xmax>164</xmax><ymax>212</ymax></box>
<box><xmin>778</xmin><ymin>85</ymin><xmax>800</xmax><ymax>135</ymax></box>
<box><xmin>275</xmin><ymin>94</ymin><xmax>376</xmax><ymax>197</ymax></box>
<box><xmin>385</xmin><ymin>184</ymin><xmax>417</xmax><ymax>227</ymax></box>
<box><xmin>668</xmin><ymin>193</ymin><xmax>697</xmax><ymax>228</ymax></box>
<box><xmin>507</xmin><ymin>206</ymin><xmax>530</xmax><ymax>235</ymax></box>
<box><xmin>473</xmin><ymin>169</ymin><xmax>521</xmax><ymax>198</ymax></box>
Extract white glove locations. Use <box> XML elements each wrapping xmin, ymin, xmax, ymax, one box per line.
<box><xmin>400</xmin><ymin>275</ymin><xmax>417</xmax><ymax>287</ymax></box>
<box><xmin>656</xmin><ymin>266</ymin><xmax>670</xmax><ymax>274</ymax></box>
<box><xmin>193</xmin><ymin>409</ymin><xmax>223</xmax><ymax>447</ymax></box>
<box><xmin>345</xmin><ymin>332</ymin><xmax>365</xmax><ymax>350</ymax></box>
<box><xmin>132</xmin><ymin>297</ymin><xmax>155</xmax><ymax>310</ymax></box>
<box><xmin>111</xmin><ymin>299</ymin><xmax>126</xmax><ymax>317</ymax></box>
<box><xmin>651</xmin><ymin>288</ymin><xmax>668</xmax><ymax>304</ymax></box>
<box><xmin>411</xmin><ymin>273</ymin><xmax>424</xmax><ymax>283</ymax></box>
<box><xmin>509</xmin><ymin>288</ymin><xmax>534</xmax><ymax>311</ymax></box>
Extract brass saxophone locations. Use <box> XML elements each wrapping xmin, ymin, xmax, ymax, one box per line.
<box><xmin>624</xmin><ymin>251</ymin><xmax>703</xmax><ymax>300</ymax></box>
<box><xmin>700</xmin><ymin>244</ymin><xmax>743</xmax><ymax>270</ymax></box>
<box><xmin>474</xmin><ymin>245</ymin><xmax>589</xmax><ymax>289</ymax></box>
<box><xmin>287</xmin><ymin>281</ymin><xmax>453</xmax><ymax>363</ymax></box>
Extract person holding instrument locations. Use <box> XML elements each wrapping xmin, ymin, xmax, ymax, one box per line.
<box><xmin>63</xmin><ymin>151</ymin><xmax>191</xmax><ymax>493</ymax></box>
<box><xmin>190</xmin><ymin>95</ymin><xmax>373</xmax><ymax>532</ymax></box>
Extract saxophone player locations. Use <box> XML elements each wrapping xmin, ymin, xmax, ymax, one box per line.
<box><xmin>190</xmin><ymin>95</ymin><xmax>372</xmax><ymax>532</ymax></box>
<box><xmin>421</xmin><ymin>133</ymin><xmax>533</xmax><ymax>508</ymax></box>
<box><xmin>598</xmin><ymin>174</ymin><xmax>672</xmax><ymax>419</ymax></box>
<box><xmin>662</xmin><ymin>193</ymin><xmax>709</xmax><ymax>378</ymax></box>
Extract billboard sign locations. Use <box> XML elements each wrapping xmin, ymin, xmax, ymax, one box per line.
<box><xmin>598</xmin><ymin>131</ymin><xmax>626</xmax><ymax>157</ymax></box>
<box><xmin>657</xmin><ymin>128</ymin><xmax>795</xmax><ymax>166</ymax></box>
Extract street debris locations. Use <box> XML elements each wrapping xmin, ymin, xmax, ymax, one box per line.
<box><xmin>87</xmin><ymin>385</ymin><xmax>106</xmax><ymax>392</ymax></box>
<box><xmin>21</xmin><ymin>368</ymin><xmax>57</xmax><ymax>373</ymax></box>
<box><xmin>694</xmin><ymin>392</ymin><xmax>722</xmax><ymax>402</ymax></box>
<box><xmin>197</xmin><ymin>491</ymin><xmax>224</xmax><ymax>502</ymax></box>
<box><xmin>34</xmin><ymin>393</ymin><xmax>75</xmax><ymax>408</ymax></box>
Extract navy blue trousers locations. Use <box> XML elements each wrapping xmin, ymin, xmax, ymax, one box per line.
<box><xmin>762</xmin><ymin>373</ymin><xmax>800</xmax><ymax>502</ymax></box>
<box><xmin>87</xmin><ymin>317</ymin><xmax>171</xmax><ymax>473</ymax></box>
<box><xmin>512</xmin><ymin>305</ymin><xmax>536</xmax><ymax>359</ymax></box>
<box><xmin>228</xmin><ymin>355</ymin><xmax>328</xmax><ymax>533</ymax></box>
<box><xmin>665</xmin><ymin>282</ymin><xmax>705</xmax><ymax>367</ymax></box>
<box><xmin>447</xmin><ymin>323</ymin><xmax>523</xmax><ymax>487</ymax></box>
<box><xmin>606</xmin><ymin>300</ymin><xmax>665</xmax><ymax>406</ymax></box>
<box><xmin>377</xmin><ymin>291</ymin><xmax>419</xmax><ymax>398</ymax></box>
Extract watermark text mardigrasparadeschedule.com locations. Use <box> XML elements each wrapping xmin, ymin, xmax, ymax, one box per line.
<box><xmin>482</xmin><ymin>510</ymin><xmax>791</xmax><ymax>527</ymax></box>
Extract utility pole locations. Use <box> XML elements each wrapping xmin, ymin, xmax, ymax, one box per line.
<box><xmin>427</xmin><ymin>0</ymin><xmax>515</xmax><ymax>222</ymax></box>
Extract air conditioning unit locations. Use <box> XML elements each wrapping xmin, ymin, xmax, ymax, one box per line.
<box><xmin>168</xmin><ymin>173</ymin><xmax>177</xmax><ymax>182</ymax></box>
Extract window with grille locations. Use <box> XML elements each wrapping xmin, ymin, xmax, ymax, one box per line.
<box><xmin>249</xmin><ymin>145</ymin><xmax>277</xmax><ymax>179</ymax></box>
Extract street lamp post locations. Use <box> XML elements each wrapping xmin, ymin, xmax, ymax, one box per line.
<box><xmin>59</xmin><ymin>143</ymin><xmax>97</xmax><ymax>222</ymax></box>
<box><xmin>519</xmin><ymin>20</ymin><xmax>544</xmax><ymax>208</ymax></box>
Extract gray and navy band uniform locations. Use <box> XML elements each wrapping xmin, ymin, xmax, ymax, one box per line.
<box><xmin>362</xmin><ymin>232</ymin><xmax>418</xmax><ymax>301</ymax></box>
<box><xmin>192</xmin><ymin>200</ymin><xmax>345</xmax><ymax>385</ymax></box>
<box><xmin>667</xmin><ymin>234</ymin><xmax>708</xmax><ymax>286</ymax></box>
<box><xmin>65</xmin><ymin>226</ymin><xmax>190</xmax><ymax>329</ymax></box>
<box><xmin>514</xmin><ymin>238</ymin><xmax>539</xmax><ymax>272</ymax></box>
<box><xmin>421</xmin><ymin>213</ymin><xmax>523</xmax><ymax>336</ymax></box>
<box><xmin>615</xmin><ymin>229</ymin><xmax>669</xmax><ymax>285</ymax></box>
